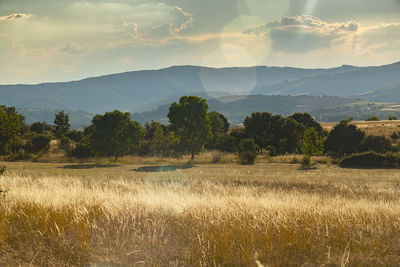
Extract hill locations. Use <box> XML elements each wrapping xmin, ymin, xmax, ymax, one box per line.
<box><xmin>0</xmin><ymin>63</ymin><xmax>382</xmax><ymax>114</ymax></box>
<box><xmin>132</xmin><ymin>95</ymin><xmax>356</xmax><ymax>124</ymax></box>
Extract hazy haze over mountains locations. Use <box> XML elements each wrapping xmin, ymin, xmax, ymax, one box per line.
<box><xmin>1</xmin><ymin>62</ymin><xmax>400</xmax><ymax>118</ymax></box>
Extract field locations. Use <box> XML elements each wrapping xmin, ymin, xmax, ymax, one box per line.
<box><xmin>1</xmin><ymin>157</ymin><xmax>400</xmax><ymax>266</ymax></box>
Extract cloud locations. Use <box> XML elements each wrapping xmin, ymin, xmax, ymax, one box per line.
<box><xmin>145</xmin><ymin>6</ymin><xmax>193</xmax><ymax>39</ymax></box>
<box><xmin>61</xmin><ymin>41</ymin><xmax>85</xmax><ymax>54</ymax></box>
<box><xmin>360</xmin><ymin>23</ymin><xmax>400</xmax><ymax>53</ymax></box>
<box><xmin>244</xmin><ymin>15</ymin><xmax>359</xmax><ymax>53</ymax></box>
<box><xmin>0</xmin><ymin>13</ymin><xmax>32</xmax><ymax>22</ymax></box>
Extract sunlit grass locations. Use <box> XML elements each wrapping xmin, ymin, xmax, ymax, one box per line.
<box><xmin>1</xmin><ymin>161</ymin><xmax>400</xmax><ymax>265</ymax></box>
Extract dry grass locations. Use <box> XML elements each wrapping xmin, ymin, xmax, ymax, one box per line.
<box><xmin>1</xmin><ymin>160</ymin><xmax>400</xmax><ymax>266</ymax></box>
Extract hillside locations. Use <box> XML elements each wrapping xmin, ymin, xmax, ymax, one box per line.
<box><xmin>132</xmin><ymin>95</ymin><xmax>356</xmax><ymax>124</ymax></box>
<box><xmin>250</xmin><ymin>62</ymin><xmax>400</xmax><ymax>99</ymax></box>
<box><xmin>0</xmin><ymin>63</ymin><xmax>387</xmax><ymax>114</ymax></box>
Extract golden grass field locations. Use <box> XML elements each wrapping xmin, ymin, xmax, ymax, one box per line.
<box><xmin>1</xmin><ymin>155</ymin><xmax>400</xmax><ymax>266</ymax></box>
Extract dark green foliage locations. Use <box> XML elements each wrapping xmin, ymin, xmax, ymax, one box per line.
<box><xmin>139</xmin><ymin>121</ymin><xmax>181</xmax><ymax>157</ymax></box>
<box><xmin>244</xmin><ymin>112</ymin><xmax>304</xmax><ymax>155</ymax></box>
<box><xmin>289</xmin><ymin>112</ymin><xmax>323</xmax><ymax>135</ymax></box>
<box><xmin>391</xmin><ymin>131</ymin><xmax>400</xmax><ymax>141</ymax></box>
<box><xmin>25</xmin><ymin>134</ymin><xmax>51</xmax><ymax>154</ymax></box>
<box><xmin>59</xmin><ymin>137</ymin><xmax>72</xmax><ymax>152</ymax></box>
<box><xmin>89</xmin><ymin>110</ymin><xmax>144</xmax><ymax>159</ymax></box>
<box><xmin>168</xmin><ymin>96</ymin><xmax>212</xmax><ymax>160</ymax></box>
<box><xmin>325</xmin><ymin>121</ymin><xmax>365</xmax><ymax>156</ymax></box>
<box><xmin>206</xmin><ymin>111</ymin><xmax>229</xmax><ymax>150</ymax></box>
<box><xmin>0</xmin><ymin>106</ymin><xmax>25</xmax><ymax>155</ymax></box>
<box><xmin>301</xmin><ymin>128</ymin><xmax>324</xmax><ymax>165</ymax></box>
<box><xmin>388</xmin><ymin>115</ymin><xmax>398</xmax><ymax>120</ymax></box>
<box><xmin>69</xmin><ymin>143</ymin><xmax>94</xmax><ymax>159</ymax></box>
<box><xmin>0</xmin><ymin>166</ymin><xmax>5</xmax><ymax>176</ymax></box>
<box><xmin>360</xmin><ymin>135</ymin><xmax>392</xmax><ymax>154</ymax></box>
<box><xmin>53</xmin><ymin>111</ymin><xmax>70</xmax><ymax>139</ymax></box>
<box><xmin>30</xmin><ymin>122</ymin><xmax>52</xmax><ymax>135</ymax></box>
<box><xmin>340</xmin><ymin>152</ymin><xmax>400</xmax><ymax>168</ymax></box>
<box><xmin>239</xmin><ymin>138</ymin><xmax>259</xmax><ymax>164</ymax></box>
<box><xmin>365</xmin><ymin>115</ymin><xmax>380</xmax><ymax>121</ymax></box>
<box><xmin>67</xmin><ymin>130</ymin><xmax>84</xmax><ymax>143</ymax></box>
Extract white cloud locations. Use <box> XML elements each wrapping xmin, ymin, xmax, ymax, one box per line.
<box><xmin>0</xmin><ymin>13</ymin><xmax>32</xmax><ymax>22</ymax></box>
<box><xmin>244</xmin><ymin>15</ymin><xmax>360</xmax><ymax>53</ymax></box>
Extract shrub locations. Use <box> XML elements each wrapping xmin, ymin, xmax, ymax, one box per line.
<box><xmin>25</xmin><ymin>134</ymin><xmax>51</xmax><ymax>154</ymax></box>
<box><xmin>239</xmin><ymin>138</ymin><xmax>258</xmax><ymax>164</ymax></box>
<box><xmin>325</xmin><ymin>121</ymin><xmax>365</xmax><ymax>156</ymax></box>
<box><xmin>339</xmin><ymin>151</ymin><xmax>400</xmax><ymax>168</ymax></box>
<box><xmin>360</xmin><ymin>135</ymin><xmax>392</xmax><ymax>154</ymax></box>
<box><xmin>0</xmin><ymin>165</ymin><xmax>5</xmax><ymax>176</ymax></box>
<box><xmin>388</xmin><ymin>115</ymin><xmax>398</xmax><ymax>120</ymax></box>
<box><xmin>365</xmin><ymin>115</ymin><xmax>380</xmax><ymax>121</ymax></box>
<box><xmin>69</xmin><ymin>143</ymin><xmax>94</xmax><ymax>159</ymax></box>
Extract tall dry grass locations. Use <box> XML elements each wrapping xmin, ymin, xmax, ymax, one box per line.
<box><xmin>1</xmin><ymin>162</ymin><xmax>400</xmax><ymax>266</ymax></box>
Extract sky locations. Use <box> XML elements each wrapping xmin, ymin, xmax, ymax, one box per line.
<box><xmin>1</xmin><ymin>0</ymin><xmax>400</xmax><ymax>84</ymax></box>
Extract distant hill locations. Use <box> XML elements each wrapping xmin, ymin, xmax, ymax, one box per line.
<box><xmin>132</xmin><ymin>95</ymin><xmax>357</xmax><ymax>124</ymax></box>
<box><xmin>0</xmin><ymin>63</ymin><xmax>385</xmax><ymax>114</ymax></box>
<box><xmin>250</xmin><ymin>62</ymin><xmax>400</xmax><ymax>99</ymax></box>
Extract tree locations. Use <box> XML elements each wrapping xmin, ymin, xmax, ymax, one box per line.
<box><xmin>89</xmin><ymin>110</ymin><xmax>144</xmax><ymax>159</ymax></box>
<box><xmin>365</xmin><ymin>115</ymin><xmax>380</xmax><ymax>121</ymax></box>
<box><xmin>289</xmin><ymin>113</ymin><xmax>323</xmax><ymax>134</ymax></box>
<box><xmin>207</xmin><ymin>111</ymin><xmax>229</xmax><ymax>150</ymax></box>
<box><xmin>53</xmin><ymin>111</ymin><xmax>70</xmax><ymax>139</ymax></box>
<box><xmin>30</xmin><ymin>122</ymin><xmax>52</xmax><ymax>135</ymax></box>
<box><xmin>25</xmin><ymin>134</ymin><xmax>51</xmax><ymax>154</ymax></box>
<box><xmin>244</xmin><ymin>112</ymin><xmax>304</xmax><ymax>155</ymax></box>
<box><xmin>301</xmin><ymin>128</ymin><xmax>324</xmax><ymax>165</ymax></box>
<box><xmin>388</xmin><ymin>115</ymin><xmax>398</xmax><ymax>121</ymax></box>
<box><xmin>239</xmin><ymin>138</ymin><xmax>259</xmax><ymax>164</ymax></box>
<box><xmin>0</xmin><ymin>106</ymin><xmax>25</xmax><ymax>155</ymax></box>
<box><xmin>168</xmin><ymin>96</ymin><xmax>212</xmax><ymax>160</ymax></box>
<box><xmin>360</xmin><ymin>135</ymin><xmax>392</xmax><ymax>154</ymax></box>
<box><xmin>325</xmin><ymin>121</ymin><xmax>365</xmax><ymax>156</ymax></box>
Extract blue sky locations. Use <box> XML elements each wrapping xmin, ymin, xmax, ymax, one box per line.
<box><xmin>1</xmin><ymin>0</ymin><xmax>400</xmax><ymax>84</ymax></box>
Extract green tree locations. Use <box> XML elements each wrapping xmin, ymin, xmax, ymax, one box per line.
<box><xmin>289</xmin><ymin>112</ymin><xmax>324</xmax><ymax>135</ymax></box>
<box><xmin>168</xmin><ymin>96</ymin><xmax>212</xmax><ymax>160</ymax></box>
<box><xmin>0</xmin><ymin>106</ymin><xmax>25</xmax><ymax>155</ymax></box>
<box><xmin>325</xmin><ymin>121</ymin><xmax>365</xmax><ymax>156</ymax></box>
<box><xmin>53</xmin><ymin>111</ymin><xmax>70</xmax><ymax>139</ymax></box>
<box><xmin>89</xmin><ymin>110</ymin><xmax>144</xmax><ymax>159</ymax></box>
<box><xmin>207</xmin><ymin>111</ymin><xmax>229</xmax><ymax>150</ymax></box>
<box><xmin>239</xmin><ymin>138</ymin><xmax>259</xmax><ymax>164</ymax></box>
<box><xmin>388</xmin><ymin>115</ymin><xmax>398</xmax><ymax>121</ymax></box>
<box><xmin>365</xmin><ymin>115</ymin><xmax>380</xmax><ymax>121</ymax></box>
<box><xmin>301</xmin><ymin>128</ymin><xmax>324</xmax><ymax>165</ymax></box>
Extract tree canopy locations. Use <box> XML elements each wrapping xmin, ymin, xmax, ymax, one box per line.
<box><xmin>0</xmin><ymin>105</ymin><xmax>25</xmax><ymax>155</ymax></box>
<box><xmin>89</xmin><ymin>110</ymin><xmax>144</xmax><ymax>159</ymax></box>
<box><xmin>168</xmin><ymin>96</ymin><xmax>212</xmax><ymax>159</ymax></box>
<box><xmin>53</xmin><ymin>111</ymin><xmax>70</xmax><ymax>139</ymax></box>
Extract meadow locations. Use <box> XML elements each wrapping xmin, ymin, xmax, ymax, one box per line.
<box><xmin>1</xmin><ymin>155</ymin><xmax>400</xmax><ymax>266</ymax></box>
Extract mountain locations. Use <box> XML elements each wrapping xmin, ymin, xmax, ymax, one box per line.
<box><xmin>250</xmin><ymin>62</ymin><xmax>400</xmax><ymax>99</ymax></box>
<box><xmin>132</xmin><ymin>95</ymin><xmax>357</xmax><ymax>124</ymax></box>
<box><xmin>0</xmin><ymin>63</ymin><xmax>371</xmax><ymax>114</ymax></box>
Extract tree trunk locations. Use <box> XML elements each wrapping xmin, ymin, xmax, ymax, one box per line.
<box><xmin>191</xmin><ymin>152</ymin><xmax>194</xmax><ymax>160</ymax></box>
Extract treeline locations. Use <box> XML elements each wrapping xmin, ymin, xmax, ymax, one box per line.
<box><xmin>0</xmin><ymin>96</ymin><xmax>398</xmax><ymax>165</ymax></box>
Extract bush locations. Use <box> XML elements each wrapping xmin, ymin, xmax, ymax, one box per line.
<box><xmin>388</xmin><ymin>115</ymin><xmax>398</xmax><ymax>120</ymax></box>
<box><xmin>0</xmin><ymin>165</ymin><xmax>5</xmax><ymax>176</ymax></box>
<box><xmin>365</xmin><ymin>115</ymin><xmax>380</xmax><ymax>121</ymax></box>
<box><xmin>325</xmin><ymin>121</ymin><xmax>365</xmax><ymax>156</ymax></box>
<box><xmin>239</xmin><ymin>138</ymin><xmax>258</xmax><ymax>164</ymax></box>
<box><xmin>360</xmin><ymin>135</ymin><xmax>392</xmax><ymax>154</ymax></box>
<box><xmin>69</xmin><ymin>143</ymin><xmax>94</xmax><ymax>159</ymax></box>
<box><xmin>25</xmin><ymin>134</ymin><xmax>50</xmax><ymax>154</ymax></box>
<box><xmin>339</xmin><ymin>151</ymin><xmax>400</xmax><ymax>168</ymax></box>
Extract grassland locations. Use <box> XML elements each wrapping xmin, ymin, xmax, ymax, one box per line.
<box><xmin>1</xmin><ymin>158</ymin><xmax>400</xmax><ymax>266</ymax></box>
